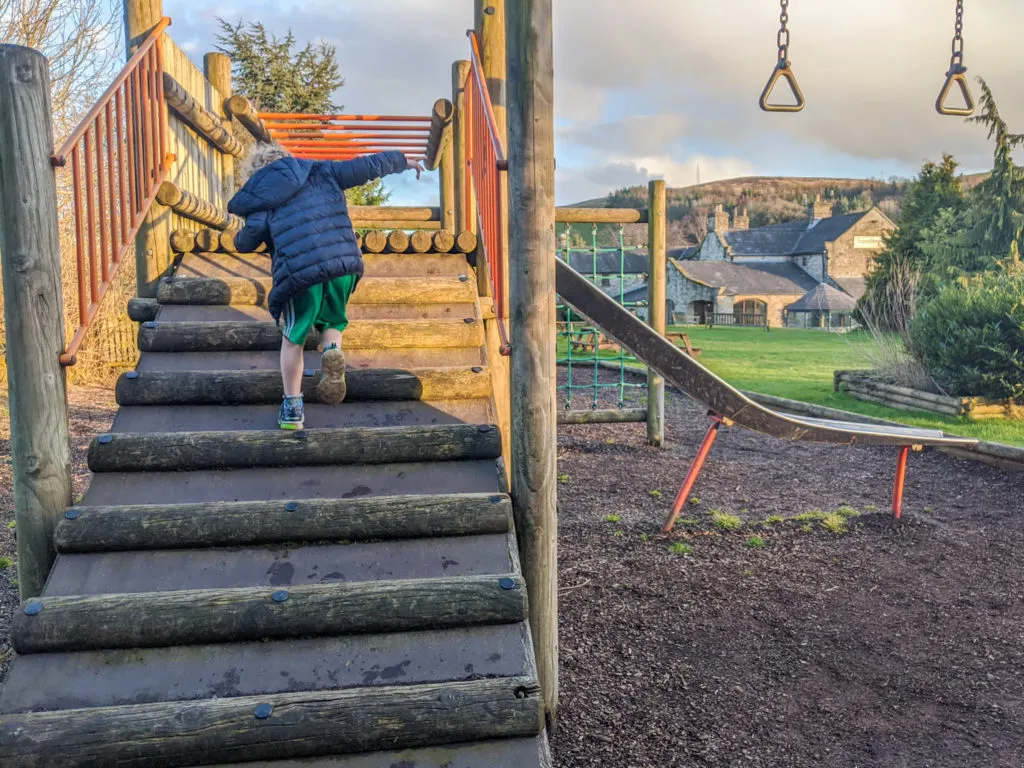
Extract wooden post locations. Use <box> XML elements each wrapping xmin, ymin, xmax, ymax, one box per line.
<box><xmin>203</xmin><ymin>52</ymin><xmax>235</xmax><ymax>201</ymax></box>
<box><xmin>506</xmin><ymin>0</ymin><xmax>558</xmax><ymax>726</ymax></box>
<box><xmin>0</xmin><ymin>45</ymin><xmax>74</xmax><ymax>599</ymax></box>
<box><xmin>451</xmin><ymin>60</ymin><xmax>473</xmax><ymax>234</ymax></box>
<box><xmin>647</xmin><ymin>180</ymin><xmax>666</xmax><ymax>447</ymax></box>
<box><xmin>124</xmin><ymin>0</ymin><xmax>170</xmax><ymax>298</ymax></box>
<box><xmin>439</xmin><ymin>138</ymin><xmax>456</xmax><ymax>235</ymax></box>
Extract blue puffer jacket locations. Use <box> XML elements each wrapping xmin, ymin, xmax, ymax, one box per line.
<box><xmin>228</xmin><ymin>151</ymin><xmax>408</xmax><ymax>321</ymax></box>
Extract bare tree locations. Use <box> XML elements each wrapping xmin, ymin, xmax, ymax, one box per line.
<box><xmin>0</xmin><ymin>0</ymin><xmax>120</xmax><ymax>140</ymax></box>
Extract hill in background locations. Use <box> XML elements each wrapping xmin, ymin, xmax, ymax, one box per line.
<box><xmin>568</xmin><ymin>173</ymin><xmax>988</xmax><ymax>248</ymax></box>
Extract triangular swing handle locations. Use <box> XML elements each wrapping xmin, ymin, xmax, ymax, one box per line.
<box><xmin>759</xmin><ymin>63</ymin><xmax>805</xmax><ymax>113</ymax></box>
<box><xmin>936</xmin><ymin>66</ymin><xmax>975</xmax><ymax>116</ymax></box>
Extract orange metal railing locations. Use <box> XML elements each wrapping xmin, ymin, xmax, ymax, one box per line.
<box><xmin>466</xmin><ymin>31</ymin><xmax>510</xmax><ymax>353</ymax></box>
<box><xmin>260</xmin><ymin>113</ymin><xmax>432</xmax><ymax>161</ymax></box>
<box><xmin>52</xmin><ymin>17</ymin><xmax>173</xmax><ymax>365</ymax></box>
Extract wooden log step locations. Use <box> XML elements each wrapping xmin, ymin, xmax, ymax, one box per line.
<box><xmin>47</xmin><ymin>533</ymin><xmax>512</xmax><ymax>595</ymax></box>
<box><xmin>0</xmin><ymin>675</ymin><xmax>542</xmax><ymax>767</ymax></box>
<box><xmin>56</xmin><ymin>493</ymin><xmax>511</xmax><ymax>553</ymax></box>
<box><xmin>111</xmin><ymin>400</ymin><xmax>494</xmax><ymax>433</ymax></box>
<box><xmin>157</xmin><ymin>275</ymin><xmax>478</xmax><ymax>306</ymax></box>
<box><xmin>116</xmin><ymin>366</ymin><xmax>491</xmax><ymax>406</ymax></box>
<box><xmin>159</xmin><ymin>301</ymin><xmax>482</xmax><ymax>324</ymax></box>
<box><xmin>81</xmin><ymin>461</ymin><xmax>501</xmax><ymax>508</ymax></box>
<box><xmin>12</xmin><ymin>573</ymin><xmax>527</xmax><ymax>652</ymax></box>
<box><xmin>126</xmin><ymin>297</ymin><xmax>159</xmax><ymax>322</ymax></box>
<box><xmin>201</xmin><ymin>737</ymin><xmax>552</xmax><ymax>768</ymax></box>
<box><xmin>177</xmin><ymin>251</ymin><xmax>471</xmax><ymax>280</ymax></box>
<box><xmin>136</xmin><ymin>347</ymin><xmax>487</xmax><ymax>373</ymax></box>
<box><xmin>137</xmin><ymin>317</ymin><xmax>485</xmax><ymax>353</ymax></box>
<box><xmin>88</xmin><ymin>423</ymin><xmax>501</xmax><ymax>473</ymax></box>
<box><xmin>0</xmin><ymin>624</ymin><xmax>533</xmax><ymax>713</ymax></box>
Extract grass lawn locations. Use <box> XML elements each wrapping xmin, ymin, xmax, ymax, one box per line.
<box><xmin>558</xmin><ymin>325</ymin><xmax>1024</xmax><ymax>447</ymax></box>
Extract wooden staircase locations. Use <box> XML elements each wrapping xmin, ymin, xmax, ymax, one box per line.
<box><xmin>0</xmin><ymin>242</ymin><xmax>550</xmax><ymax>766</ymax></box>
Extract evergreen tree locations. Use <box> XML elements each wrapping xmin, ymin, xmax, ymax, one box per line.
<box><xmin>217</xmin><ymin>19</ymin><xmax>389</xmax><ymax>205</ymax></box>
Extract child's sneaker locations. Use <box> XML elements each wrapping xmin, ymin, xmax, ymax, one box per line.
<box><xmin>279</xmin><ymin>395</ymin><xmax>305</xmax><ymax>430</ymax></box>
<box><xmin>318</xmin><ymin>344</ymin><xmax>347</xmax><ymax>404</ymax></box>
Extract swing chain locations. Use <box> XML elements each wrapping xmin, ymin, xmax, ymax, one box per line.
<box><xmin>949</xmin><ymin>0</ymin><xmax>965</xmax><ymax>71</ymax></box>
<box><xmin>776</xmin><ymin>0</ymin><xmax>791</xmax><ymax>65</ymax></box>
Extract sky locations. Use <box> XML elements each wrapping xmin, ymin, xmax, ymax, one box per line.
<box><xmin>168</xmin><ymin>0</ymin><xmax>1024</xmax><ymax>206</ymax></box>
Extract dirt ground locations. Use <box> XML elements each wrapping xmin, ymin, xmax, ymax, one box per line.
<box><xmin>0</xmin><ymin>379</ymin><xmax>1022</xmax><ymax>767</ymax></box>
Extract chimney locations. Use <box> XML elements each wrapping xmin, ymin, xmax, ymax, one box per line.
<box><xmin>808</xmin><ymin>194</ymin><xmax>833</xmax><ymax>223</ymax></box>
<box><xmin>708</xmin><ymin>203</ymin><xmax>729</xmax><ymax>234</ymax></box>
<box><xmin>732</xmin><ymin>208</ymin><xmax>749</xmax><ymax>231</ymax></box>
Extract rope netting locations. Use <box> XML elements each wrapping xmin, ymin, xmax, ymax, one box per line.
<box><xmin>556</xmin><ymin>222</ymin><xmax>648</xmax><ymax>410</ymax></box>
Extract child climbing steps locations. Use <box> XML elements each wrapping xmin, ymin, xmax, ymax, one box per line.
<box><xmin>226</xmin><ymin>142</ymin><xmax>424</xmax><ymax>429</ymax></box>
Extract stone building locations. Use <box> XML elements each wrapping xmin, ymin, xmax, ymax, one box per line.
<box><xmin>664</xmin><ymin>198</ymin><xmax>894</xmax><ymax>328</ymax></box>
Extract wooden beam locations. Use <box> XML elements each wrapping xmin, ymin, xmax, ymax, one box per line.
<box><xmin>125</xmin><ymin>0</ymin><xmax>170</xmax><ymax>297</ymax></box>
<box><xmin>56</xmin><ymin>493</ymin><xmax>511</xmax><ymax>552</ymax></box>
<box><xmin>12</xmin><ymin>574</ymin><xmax>527</xmax><ymax>653</ymax></box>
<box><xmin>204</xmin><ymin>52</ymin><xmax>235</xmax><ymax>201</ymax></box>
<box><xmin>224</xmin><ymin>93</ymin><xmax>273</xmax><ymax>143</ymax></box>
<box><xmin>452</xmin><ymin>60</ymin><xmax>473</xmax><ymax>234</ymax></box>
<box><xmin>115</xmin><ymin>366</ymin><xmax>493</xmax><ymax>406</ymax></box>
<box><xmin>0</xmin><ymin>676</ymin><xmax>542</xmax><ymax>766</ymax></box>
<box><xmin>162</xmin><ymin>72</ymin><xmax>245</xmax><ymax>158</ymax></box>
<box><xmin>156</xmin><ymin>180</ymin><xmax>244</xmax><ymax>230</ymax></box>
<box><xmin>0</xmin><ymin>44</ymin><xmax>74</xmax><ymax>599</ymax></box>
<box><xmin>349</xmin><ymin>205</ymin><xmax>439</xmax><ymax>221</ymax></box>
<box><xmin>647</xmin><ymin>179</ymin><xmax>666</xmax><ymax>447</ymax></box>
<box><xmin>156</xmin><ymin>274</ymin><xmax>477</xmax><ymax>306</ymax></box>
<box><xmin>137</xmin><ymin>317</ymin><xmax>484</xmax><ymax>353</ymax></box>
<box><xmin>506</xmin><ymin>0</ymin><xmax>558</xmax><ymax>724</ymax></box>
<box><xmin>424</xmin><ymin>98</ymin><xmax>454</xmax><ymax>171</ymax></box>
<box><xmin>87</xmin><ymin>423</ymin><xmax>501</xmax><ymax>473</ymax></box>
<box><xmin>353</xmin><ymin>220</ymin><xmax>441</xmax><ymax>232</ymax></box>
<box><xmin>555</xmin><ymin>207</ymin><xmax>648</xmax><ymax>224</ymax></box>
<box><xmin>558</xmin><ymin>408</ymin><xmax>647</xmax><ymax>425</ymax></box>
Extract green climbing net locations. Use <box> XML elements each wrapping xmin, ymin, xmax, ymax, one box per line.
<box><xmin>556</xmin><ymin>222</ymin><xmax>649</xmax><ymax>410</ymax></box>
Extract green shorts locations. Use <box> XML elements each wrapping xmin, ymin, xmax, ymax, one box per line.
<box><xmin>280</xmin><ymin>274</ymin><xmax>360</xmax><ymax>345</ymax></box>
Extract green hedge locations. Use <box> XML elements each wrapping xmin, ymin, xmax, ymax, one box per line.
<box><xmin>912</xmin><ymin>268</ymin><xmax>1024</xmax><ymax>402</ymax></box>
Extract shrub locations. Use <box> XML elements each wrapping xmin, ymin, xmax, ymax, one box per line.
<box><xmin>912</xmin><ymin>268</ymin><xmax>1024</xmax><ymax>402</ymax></box>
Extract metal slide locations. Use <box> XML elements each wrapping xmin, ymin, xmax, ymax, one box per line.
<box><xmin>555</xmin><ymin>259</ymin><xmax>978</xmax><ymax>450</ymax></box>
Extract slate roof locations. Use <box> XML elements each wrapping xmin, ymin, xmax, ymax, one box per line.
<box><xmin>565</xmin><ymin>250</ymin><xmax>648</xmax><ymax>275</ymax></box>
<box><xmin>671</xmin><ymin>259</ymin><xmax>819</xmax><ymax>296</ymax></box>
<box><xmin>720</xmin><ymin>211</ymin><xmax>872</xmax><ymax>257</ymax></box>
<box><xmin>787</xmin><ymin>283</ymin><xmax>859</xmax><ymax>313</ymax></box>
<box><xmin>832</xmin><ymin>276</ymin><xmax>867</xmax><ymax>301</ymax></box>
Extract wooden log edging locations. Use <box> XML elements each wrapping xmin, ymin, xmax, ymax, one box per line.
<box><xmin>88</xmin><ymin>423</ymin><xmax>502</xmax><ymax>473</ymax></box>
<box><xmin>11</xmin><ymin>574</ymin><xmax>527</xmax><ymax>653</ymax></box>
<box><xmin>162</xmin><ymin>72</ymin><xmax>245</xmax><ymax>158</ymax></box>
<box><xmin>156</xmin><ymin>181</ymin><xmax>244</xmax><ymax>231</ymax></box>
<box><xmin>115</xmin><ymin>366</ymin><xmax>493</xmax><ymax>406</ymax></box>
<box><xmin>169</xmin><ymin>228</ymin><xmax>197</xmax><ymax>253</ymax></box>
<box><xmin>137</xmin><ymin>317</ymin><xmax>484</xmax><ymax>353</ymax></box>
<box><xmin>224</xmin><ymin>93</ymin><xmax>273</xmax><ymax>143</ymax></box>
<box><xmin>0</xmin><ymin>676</ymin><xmax>543</xmax><ymax>766</ymax></box>
<box><xmin>56</xmin><ymin>493</ymin><xmax>512</xmax><ymax>552</ymax></box>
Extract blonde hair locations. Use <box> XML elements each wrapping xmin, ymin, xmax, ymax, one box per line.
<box><xmin>241</xmin><ymin>142</ymin><xmax>291</xmax><ymax>181</ymax></box>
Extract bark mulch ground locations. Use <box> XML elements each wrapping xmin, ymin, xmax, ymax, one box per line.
<box><xmin>552</xmin><ymin>374</ymin><xmax>1024</xmax><ymax>767</ymax></box>
<box><xmin>0</xmin><ymin>380</ymin><xmax>1021</xmax><ymax>768</ymax></box>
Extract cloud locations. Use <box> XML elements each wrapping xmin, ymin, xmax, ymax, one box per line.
<box><xmin>168</xmin><ymin>0</ymin><xmax>1024</xmax><ymax>206</ymax></box>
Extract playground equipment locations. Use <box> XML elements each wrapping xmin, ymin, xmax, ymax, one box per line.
<box><xmin>552</xmin><ymin>260</ymin><xmax>979</xmax><ymax>532</ymax></box>
<box><xmin>760</xmin><ymin>0</ymin><xmax>976</xmax><ymax>116</ymax></box>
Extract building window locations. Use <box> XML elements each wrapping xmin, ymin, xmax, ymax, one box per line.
<box><xmin>600</xmin><ymin>277</ymin><xmax>611</xmax><ymax>288</ymax></box>
<box><xmin>733</xmin><ymin>299</ymin><xmax>768</xmax><ymax>327</ymax></box>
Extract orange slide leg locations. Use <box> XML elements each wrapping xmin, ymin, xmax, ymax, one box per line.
<box><xmin>892</xmin><ymin>445</ymin><xmax>910</xmax><ymax>519</ymax></box>
<box><xmin>663</xmin><ymin>416</ymin><xmax>723</xmax><ymax>533</ymax></box>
